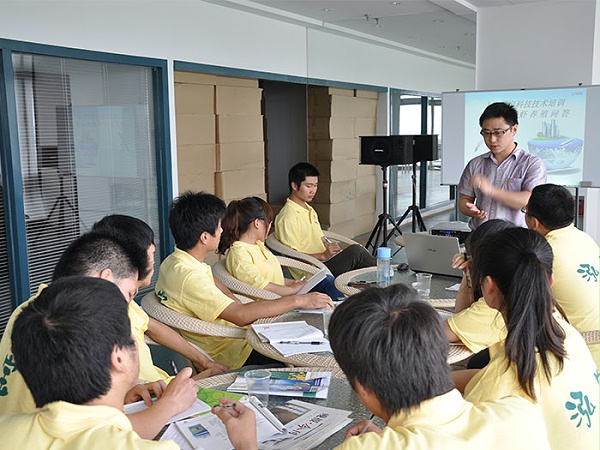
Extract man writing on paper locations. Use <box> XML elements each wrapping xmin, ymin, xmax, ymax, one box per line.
<box><xmin>274</xmin><ymin>162</ymin><xmax>376</xmax><ymax>277</ymax></box>
<box><xmin>458</xmin><ymin>102</ymin><xmax>546</xmax><ymax>229</ymax></box>
<box><xmin>212</xmin><ymin>285</ymin><xmax>550</xmax><ymax>450</ymax></box>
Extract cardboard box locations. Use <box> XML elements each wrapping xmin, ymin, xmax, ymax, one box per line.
<box><xmin>216</xmin><ymin>115</ymin><xmax>264</xmax><ymax>143</ymax></box>
<box><xmin>175</xmin><ymin>84</ymin><xmax>214</xmax><ymax>114</ymax></box>
<box><xmin>216</xmin><ymin>142</ymin><xmax>264</xmax><ymax>172</ymax></box>
<box><xmin>178</xmin><ymin>173</ymin><xmax>214</xmax><ymax>195</ymax></box>
<box><xmin>308</xmin><ymin>86</ymin><xmax>353</xmax><ymax>97</ymax></box>
<box><xmin>354</xmin><ymin>118</ymin><xmax>377</xmax><ymax>138</ymax></box>
<box><xmin>357</xmin><ymin>164</ymin><xmax>376</xmax><ymax>177</ymax></box>
<box><xmin>356</xmin><ymin>175</ymin><xmax>377</xmax><ymax>196</ymax></box>
<box><xmin>215</xmin><ymin>75</ymin><xmax>259</xmax><ymax>88</ymax></box>
<box><xmin>354</xmin><ymin>213</ymin><xmax>376</xmax><ymax>237</ymax></box>
<box><xmin>313</xmin><ymin>180</ymin><xmax>356</xmax><ymax>204</ymax></box>
<box><xmin>324</xmin><ymin>96</ymin><xmax>377</xmax><ymax>118</ymax></box>
<box><xmin>355</xmin><ymin>89</ymin><xmax>379</xmax><ymax>99</ymax></box>
<box><xmin>312</xmin><ymin>159</ymin><xmax>358</xmax><ymax>182</ymax></box>
<box><xmin>308</xmin><ymin>117</ymin><xmax>354</xmax><ymax>140</ymax></box>
<box><xmin>177</xmin><ymin>144</ymin><xmax>216</xmax><ymax>176</ymax></box>
<box><xmin>174</xmin><ymin>71</ymin><xmax>219</xmax><ymax>85</ymax></box>
<box><xmin>176</xmin><ymin>114</ymin><xmax>216</xmax><ymax>145</ymax></box>
<box><xmin>327</xmin><ymin>220</ymin><xmax>355</xmax><ymax>238</ymax></box>
<box><xmin>355</xmin><ymin>194</ymin><xmax>376</xmax><ymax>215</ymax></box>
<box><xmin>308</xmin><ymin>139</ymin><xmax>358</xmax><ymax>161</ymax></box>
<box><xmin>312</xmin><ymin>199</ymin><xmax>355</xmax><ymax>225</ymax></box>
<box><xmin>215</xmin><ymin>86</ymin><xmax>263</xmax><ymax>115</ymax></box>
<box><xmin>215</xmin><ymin>168</ymin><xmax>265</xmax><ymax>200</ymax></box>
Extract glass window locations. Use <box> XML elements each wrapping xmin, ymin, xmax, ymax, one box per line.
<box><xmin>12</xmin><ymin>53</ymin><xmax>161</xmax><ymax>296</ymax></box>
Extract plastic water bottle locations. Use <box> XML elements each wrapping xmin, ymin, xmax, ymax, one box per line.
<box><xmin>377</xmin><ymin>247</ymin><xmax>392</xmax><ymax>287</ymax></box>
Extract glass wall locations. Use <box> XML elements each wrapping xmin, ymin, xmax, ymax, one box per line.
<box><xmin>389</xmin><ymin>91</ymin><xmax>450</xmax><ymax>221</ymax></box>
<box><xmin>0</xmin><ymin>42</ymin><xmax>170</xmax><ymax>334</ymax></box>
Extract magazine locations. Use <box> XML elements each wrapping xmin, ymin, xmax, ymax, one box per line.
<box><xmin>227</xmin><ymin>370</ymin><xmax>331</xmax><ymax>399</ymax></box>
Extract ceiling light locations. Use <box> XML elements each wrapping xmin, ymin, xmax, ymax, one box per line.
<box><xmin>321</xmin><ymin>8</ymin><xmax>334</xmax><ymax>12</ymax></box>
<box><xmin>389</xmin><ymin>1</ymin><xmax>401</xmax><ymax>5</ymax></box>
<box><xmin>433</xmin><ymin>19</ymin><xmax>444</xmax><ymax>23</ymax></box>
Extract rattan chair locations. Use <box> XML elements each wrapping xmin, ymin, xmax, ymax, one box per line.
<box><xmin>581</xmin><ymin>330</ymin><xmax>599</xmax><ymax>345</ymax></box>
<box><xmin>265</xmin><ymin>231</ymin><xmax>362</xmax><ymax>275</ymax></box>
<box><xmin>141</xmin><ymin>292</ymin><xmax>249</xmax><ymax>339</ymax></box>
<box><xmin>212</xmin><ymin>255</ymin><xmax>322</xmax><ymax>300</ymax></box>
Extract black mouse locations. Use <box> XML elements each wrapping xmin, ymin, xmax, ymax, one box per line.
<box><xmin>397</xmin><ymin>263</ymin><xmax>409</xmax><ymax>271</ymax></box>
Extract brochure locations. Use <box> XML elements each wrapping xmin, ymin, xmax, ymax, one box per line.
<box><xmin>227</xmin><ymin>370</ymin><xmax>331</xmax><ymax>399</ymax></box>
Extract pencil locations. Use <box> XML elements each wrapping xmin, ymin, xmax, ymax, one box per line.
<box><xmin>360</xmin><ymin>414</ymin><xmax>375</xmax><ymax>435</ymax></box>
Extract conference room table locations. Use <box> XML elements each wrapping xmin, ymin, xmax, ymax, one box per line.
<box><xmin>195</xmin><ymin>367</ymin><xmax>380</xmax><ymax>450</ymax></box>
<box><xmin>245</xmin><ymin>267</ymin><xmax>473</xmax><ymax>367</ymax></box>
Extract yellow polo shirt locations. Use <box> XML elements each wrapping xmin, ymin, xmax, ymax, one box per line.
<box><xmin>128</xmin><ymin>301</ymin><xmax>171</xmax><ymax>383</ymax></box>
<box><xmin>275</xmin><ymin>198</ymin><xmax>326</xmax><ymax>278</ymax></box>
<box><xmin>226</xmin><ymin>240</ymin><xmax>285</xmax><ymax>289</ymax></box>
<box><xmin>337</xmin><ymin>390</ymin><xmax>550</xmax><ymax>450</ymax></box>
<box><xmin>0</xmin><ymin>400</ymin><xmax>177</xmax><ymax>449</ymax></box>
<box><xmin>464</xmin><ymin>314</ymin><xmax>599</xmax><ymax>450</ymax></box>
<box><xmin>155</xmin><ymin>248</ymin><xmax>252</xmax><ymax>369</ymax></box>
<box><xmin>0</xmin><ymin>285</ymin><xmax>46</xmax><ymax>414</ymax></box>
<box><xmin>446</xmin><ymin>298</ymin><xmax>507</xmax><ymax>352</ymax></box>
<box><xmin>546</xmin><ymin>225</ymin><xmax>599</xmax><ymax>366</ymax></box>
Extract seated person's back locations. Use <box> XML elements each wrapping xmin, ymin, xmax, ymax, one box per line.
<box><xmin>0</xmin><ymin>277</ymin><xmax>180</xmax><ymax>449</ymax></box>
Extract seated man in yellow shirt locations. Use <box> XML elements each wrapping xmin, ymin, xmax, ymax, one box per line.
<box><xmin>0</xmin><ymin>277</ymin><xmax>197</xmax><ymax>449</ymax></box>
<box><xmin>0</xmin><ymin>233</ymin><xmax>196</xmax><ymax>439</ymax></box>
<box><xmin>155</xmin><ymin>191</ymin><xmax>333</xmax><ymax>370</ymax></box>
<box><xmin>92</xmin><ymin>214</ymin><xmax>229</xmax><ymax>378</ymax></box>
<box><xmin>274</xmin><ymin>162</ymin><xmax>376</xmax><ymax>278</ymax></box>
<box><xmin>213</xmin><ymin>284</ymin><xmax>550</xmax><ymax>450</ymax></box>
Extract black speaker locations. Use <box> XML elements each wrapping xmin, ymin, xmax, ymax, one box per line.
<box><xmin>413</xmin><ymin>135</ymin><xmax>439</xmax><ymax>162</ymax></box>
<box><xmin>360</xmin><ymin>135</ymin><xmax>413</xmax><ymax>166</ymax></box>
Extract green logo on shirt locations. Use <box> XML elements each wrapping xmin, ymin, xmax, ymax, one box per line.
<box><xmin>0</xmin><ymin>354</ymin><xmax>17</xmax><ymax>396</ymax></box>
<box><xmin>577</xmin><ymin>264</ymin><xmax>598</xmax><ymax>282</ymax></box>
<box><xmin>565</xmin><ymin>391</ymin><xmax>596</xmax><ymax>428</ymax></box>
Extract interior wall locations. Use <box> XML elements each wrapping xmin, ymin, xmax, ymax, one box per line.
<box><xmin>476</xmin><ymin>1</ymin><xmax>596</xmax><ymax>90</ymax></box>
<box><xmin>261</xmin><ymin>80</ymin><xmax>308</xmax><ymax>208</ymax></box>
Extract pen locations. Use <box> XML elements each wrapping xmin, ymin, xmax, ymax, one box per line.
<box><xmin>169</xmin><ymin>360</ymin><xmax>178</xmax><ymax>375</ymax></box>
<box><xmin>299</xmin><ymin>274</ymin><xmax>308</xmax><ymax>282</ymax></box>
<box><xmin>278</xmin><ymin>341</ymin><xmax>325</xmax><ymax>345</ymax></box>
<box><xmin>218</xmin><ymin>403</ymin><xmax>237</xmax><ymax>409</ymax></box>
<box><xmin>323</xmin><ymin>235</ymin><xmax>332</xmax><ymax>244</ymax></box>
<box><xmin>360</xmin><ymin>414</ymin><xmax>375</xmax><ymax>435</ymax></box>
<box><xmin>463</xmin><ymin>252</ymin><xmax>472</xmax><ymax>289</ymax></box>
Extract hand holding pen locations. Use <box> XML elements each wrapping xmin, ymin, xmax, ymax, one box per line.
<box><xmin>344</xmin><ymin>414</ymin><xmax>382</xmax><ymax>439</ymax></box>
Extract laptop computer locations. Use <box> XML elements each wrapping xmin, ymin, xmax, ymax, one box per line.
<box><xmin>402</xmin><ymin>233</ymin><xmax>463</xmax><ymax>278</ymax></box>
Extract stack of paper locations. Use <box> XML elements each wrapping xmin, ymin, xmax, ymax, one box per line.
<box><xmin>251</xmin><ymin>321</ymin><xmax>331</xmax><ymax>356</ymax></box>
<box><xmin>227</xmin><ymin>370</ymin><xmax>332</xmax><ymax>399</ymax></box>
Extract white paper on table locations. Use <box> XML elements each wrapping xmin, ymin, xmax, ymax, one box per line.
<box><xmin>160</xmin><ymin>422</ymin><xmax>193</xmax><ymax>450</ymax></box>
<box><xmin>445</xmin><ymin>283</ymin><xmax>461</xmax><ymax>292</ymax></box>
<box><xmin>124</xmin><ymin>398</ymin><xmax>211</xmax><ymax>424</ymax></box>
<box><xmin>171</xmin><ymin>396</ymin><xmax>284</xmax><ymax>450</ymax></box>
<box><xmin>270</xmin><ymin>340</ymin><xmax>331</xmax><ymax>357</ymax></box>
<box><xmin>251</xmin><ymin>321</ymin><xmax>324</xmax><ymax>343</ymax></box>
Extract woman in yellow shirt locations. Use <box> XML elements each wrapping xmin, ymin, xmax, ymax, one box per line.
<box><xmin>453</xmin><ymin>228</ymin><xmax>598</xmax><ymax>449</ymax></box>
<box><xmin>218</xmin><ymin>197</ymin><xmax>344</xmax><ymax>299</ymax></box>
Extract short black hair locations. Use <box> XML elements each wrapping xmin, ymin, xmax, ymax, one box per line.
<box><xmin>479</xmin><ymin>102</ymin><xmax>519</xmax><ymax>127</ymax></box>
<box><xmin>288</xmin><ymin>162</ymin><xmax>320</xmax><ymax>192</ymax></box>
<box><xmin>169</xmin><ymin>191</ymin><xmax>226</xmax><ymax>251</ymax></box>
<box><xmin>528</xmin><ymin>184</ymin><xmax>574</xmax><ymax>230</ymax></box>
<box><xmin>92</xmin><ymin>214</ymin><xmax>155</xmax><ymax>281</ymax></box>
<box><xmin>52</xmin><ymin>232</ymin><xmax>137</xmax><ymax>282</ymax></box>
<box><xmin>328</xmin><ymin>284</ymin><xmax>454</xmax><ymax>417</ymax></box>
<box><xmin>12</xmin><ymin>276</ymin><xmax>135</xmax><ymax>408</ymax></box>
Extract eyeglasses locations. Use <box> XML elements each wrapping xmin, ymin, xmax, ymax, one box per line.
<box><xmin>520</xmin><ymin>206</ymin><xmax>535</xmax><ymax>217</ymax></box>
<box><xmin>480</xmin><ymin>127</ymin><xmax>511</xmax><ymax>138</ymax></box>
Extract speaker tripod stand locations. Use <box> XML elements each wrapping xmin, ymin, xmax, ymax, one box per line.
<box><xmin>388</xmin><ymin>161</ymin><xmax>427</xmax><ymax>240</ymax></box>
<box><xmin>365</xmin><ymin>166</ymin><xmax>405</xmax><ymax>256</ymax></box>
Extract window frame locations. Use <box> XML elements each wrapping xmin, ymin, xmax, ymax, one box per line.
<box><xmin>0</xmin><ymin>38</ymin><xmax>173</xmax><ymax>309</ymax></box>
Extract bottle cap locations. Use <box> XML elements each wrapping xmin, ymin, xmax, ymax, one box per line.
<box><xmin>377</xmin><ymin>247</ymin><xmax>391</xmax><ymax>258</ymax></box>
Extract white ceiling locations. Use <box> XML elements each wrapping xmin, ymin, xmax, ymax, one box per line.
<box><xmin>209</xmin><ymin>0</ymin><xmax>575</xmax><ymax>66</ymax></box>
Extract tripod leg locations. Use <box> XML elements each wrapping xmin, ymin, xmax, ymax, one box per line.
<box><xmin>413</xmin><ymin>207</ymin><xmax>427</xmax><ymax>232</ymax></box>
<box><xmin>365</xmin><ymin>215</ymin><xmax>387</xmax><ymax>253</ymax></box>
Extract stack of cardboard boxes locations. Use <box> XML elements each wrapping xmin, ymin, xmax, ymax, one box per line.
<box><xmin>174</xmin><ymin>71</ymin><xmax>266</xmax><ymax>205</ymax></box>
<box><xmin>308</xmin><ymin>87</ymin><xmax>378</xmax><ymax>238</ymax></box>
